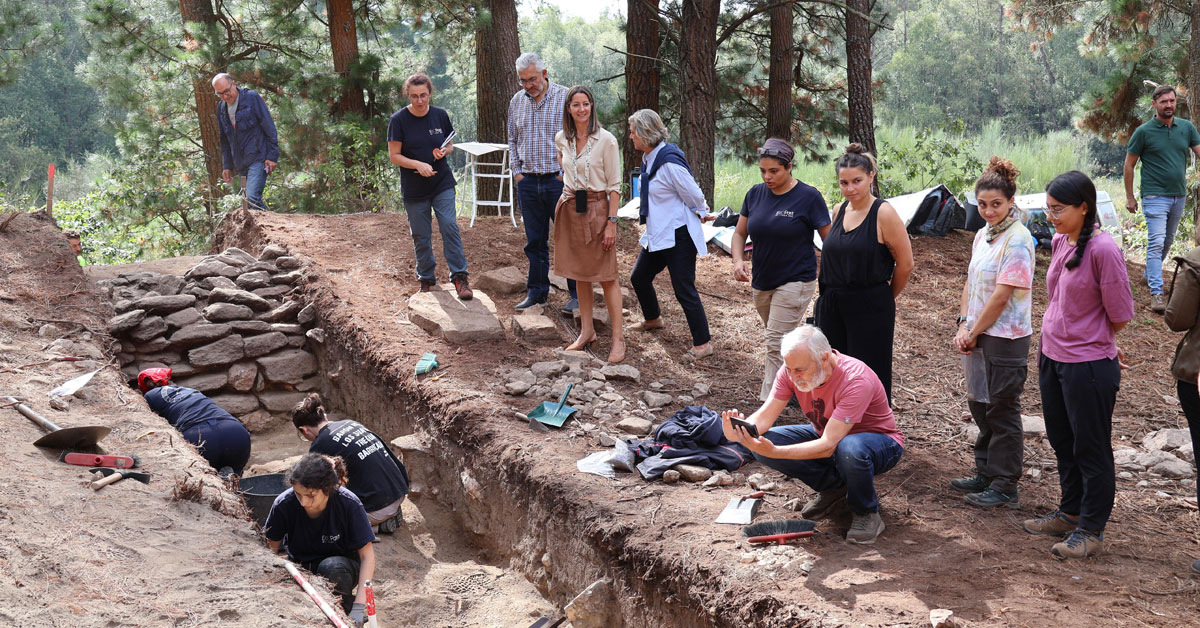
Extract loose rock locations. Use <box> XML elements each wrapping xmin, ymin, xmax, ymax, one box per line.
<box><xmin>531</xmin><ymin>360</ymin><xmax>569</xmax><ymax>379</ymax></box>
<box><xmin>600</xmin><ymin>363</ymin><xmax>640</xmax><ymax>382</ymax></box>
<box><xmin>615</xmin><ymin>417</ymin><xmax>653</xmax><ymax>435</ymax></box>
<box><xmin>675</xmin><ymin>464</ymin><xmax>712</xmax><ymax>482</ymax></box>
<box><xmin>203</xmin><ymin>302</ymin><xmax>254</xmax><ymax>322</ymax></box>
<box><xmin>642</xmin><ymin>391</ymin><xmax>673</xmax><ymax>408</ymax></box>
<box><xmin>475</xmin><ymin>266</ymin><xmax>526</xmax><ymax>294</ymax></box>
<box><xmin>663</xmin><ymin>470</ymin><xmax>681</xmax><ymax>484</ymax></box>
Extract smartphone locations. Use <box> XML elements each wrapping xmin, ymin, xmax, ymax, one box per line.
<box><xmin>730</xmin><ymin>416</ymin><xmax>759</xmax><ymax>438</ymax></box>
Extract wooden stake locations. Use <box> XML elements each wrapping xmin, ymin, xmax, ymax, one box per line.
<box><xmin>46</xmin><ymin>164</ymin><xmax>55</xmax><ymax>218</ymax></box>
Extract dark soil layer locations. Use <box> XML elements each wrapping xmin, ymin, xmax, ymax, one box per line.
<box><xmin>213</xmin><ymin>207</ymin><xmax>1199</xmax><ymax>627</ymax></box>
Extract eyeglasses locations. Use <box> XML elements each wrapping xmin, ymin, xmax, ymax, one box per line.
<box><xmin>1045</xmin><ymin>206</ymin><xmax>1073</xmax><ymax>217</ymax></box>
<box><xmin>518</xmin><ymin>75</ymin><xmax>542</xmax><ymax>87</ymax></box>
<box><xmin>214</xmin><ymin>84</ymin><xmax>236</xmax><ymax>97</ymax></box>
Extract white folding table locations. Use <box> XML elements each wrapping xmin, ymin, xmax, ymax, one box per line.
<box><xmin>454</xmin><ymin>141</ymin><xmax>516</xmax><ymax>227</ymax></box>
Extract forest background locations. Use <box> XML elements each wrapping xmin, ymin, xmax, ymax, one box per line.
<box><xmin>1</xmin><ymin>0</ymin><xmax>1197</xmax><ymax>264</ymax></box>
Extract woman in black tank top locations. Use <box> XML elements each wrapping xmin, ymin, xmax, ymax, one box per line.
<box><xmin>814</xmin><ymin>144</ymin><xmax>914</xmax><ymax>402</ymax></box>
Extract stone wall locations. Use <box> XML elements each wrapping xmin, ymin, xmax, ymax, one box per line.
<box><xmin>100</xmin><ymin>245</ymin><xmax>323</xmax><ymax>433</ymax></box>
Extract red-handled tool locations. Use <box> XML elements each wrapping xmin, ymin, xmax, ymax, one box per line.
<box><xmin>61</xmin><ymin>452</ymin><xmax>138</xmax><ymax>469</ymax></box>
<box><xmin>742</xmin><ymin>519</ymin><xmax>817</xmax><ymax>545</ymax></box>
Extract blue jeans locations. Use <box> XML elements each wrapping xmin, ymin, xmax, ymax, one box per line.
<box><xmin>1142</xmin><ymin>194</ymin><xmax>1186</xmax><ymax>294</ymax></box>
<box><xmin>403</xmin><ymin>187</ymin><xmax>468</xmax><ymax>282</ymax></box>
<box><xmin>239</xmin><ymin>161</ymin><xmax>267</xmax><ymax>211</ymax></box>
<box><xmin>754</xmin><ymin>424</ymin><xmax>903</xmax><ymax>514</ymax></box>
<box><xmin>181</xmin><ymin>418</ymin><xmax>251</xmax><ymax>477</ymax></box>
<box><xmin>517</xmin><ymin>174</ymin><xmax>576</xmax><ymax>301</ymax></box>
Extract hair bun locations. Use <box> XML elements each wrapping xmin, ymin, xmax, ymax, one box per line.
<box><xmin>986</xmin><ymin>156</ymin><xmax>1020</xmax><ymax>184</ymax></box>
<box><xmin>301</xmin><ymin>393</ymin><xmax>322</xmax><ymax>413</ymax></box>
<box><xmin>845</xmin><ymin>142</ymin><xmax>866</xmax><ymax>155</ymax></box>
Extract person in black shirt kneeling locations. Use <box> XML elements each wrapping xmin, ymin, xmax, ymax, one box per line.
<box><xmin>264</xmin><ymin>453</ymin><xmax>375</xmax><ymax>626</ymax></box>
<box><xmin>293</xmin><ymin>394</ymin><xmax>410</xmax><ymax>534</ymax></box>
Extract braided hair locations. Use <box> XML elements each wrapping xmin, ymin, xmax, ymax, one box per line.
<box><xmin>287</xmin><ymin>453</ymin><xmax>347</xmax><ymax>496</ymax></box>
<box><xmin>291</xmin><ymin>393</ymin><xmax>328</xmax><ymax>429</ymax></box>
<box><xmin>1045</xmin><ymin>170</ymin><xmax>1098</xmax><ymax>270</ymax></box>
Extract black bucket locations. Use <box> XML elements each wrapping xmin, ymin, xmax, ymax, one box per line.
<box><xmin>238</xmin><ymin>473</ymin><xmax>289</xmax><ymax>526</ymax></box>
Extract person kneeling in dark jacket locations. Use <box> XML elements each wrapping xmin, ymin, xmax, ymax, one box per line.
<box><xmin>293</xmin><ymin>393</ymin><xmax>410</xmax><ymax>534</ymax></box>
<box><xmin>138</xmin><ymin>368</ymin><xmax>251</xmax><ymax>478</ymax></box>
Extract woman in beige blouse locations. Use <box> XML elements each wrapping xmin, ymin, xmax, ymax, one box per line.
<box><xmin>554</xmin><ymin>85</ymin><xmax>625</xmax><ymax>363</ymax></box>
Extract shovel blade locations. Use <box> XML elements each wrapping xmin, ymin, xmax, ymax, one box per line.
<box><xmin>715</xmin><ymin>497</ymin><xmax>761</xmax><ymax>525</ymax></box>
<box><xmin>33</xmin><ymin>425</ymin><xmax>110</xmax><ymax>450</ymax></box>
<box><xmin>527</xmin><ymin>402</ymin><xmax>578</xmax><ymax>428</ymax></box>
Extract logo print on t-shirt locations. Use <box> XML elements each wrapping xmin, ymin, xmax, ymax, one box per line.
<box><xmin>428</xmin><ymin>127</ymin><xmax>443</xmax><ymax>136</ymax></box>
<box><xmin>775</xmin><ymin>210</ymin><xmax>795</xmax><ymax>218</ymax></box>
<box><xmin>806</xmin><ymin>398</ymin><xmax>826</xmax><ymax>423</ymax></box>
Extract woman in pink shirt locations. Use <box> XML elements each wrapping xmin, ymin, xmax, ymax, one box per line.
<box><xmin>1022</xmin><ymin>171</ymin><xmax>1134</xmax><ymax>560</ymax></box>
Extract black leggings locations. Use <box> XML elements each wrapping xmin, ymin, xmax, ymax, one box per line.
<box><xmin>1177</xmin><ymin>379</ymin><xmax>1200</xmax><ymax>505</ymax></box>
<box><xmin>814</xmin><ymin>282</ymin><xmax>895</xmax><ymax>402</ymax></box>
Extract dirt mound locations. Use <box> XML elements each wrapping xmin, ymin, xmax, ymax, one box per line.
<box><xmin>0</xmin><ymin>213</ymin><xmax>338</xmax><ymax>627</ymax></box>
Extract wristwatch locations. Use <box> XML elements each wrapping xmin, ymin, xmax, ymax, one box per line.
<box><xmin>607</xmin><ymin>217</ymin><xmax>618</xmax><ymax>223</ymax></box>
<box><xmin>955</xmin><ymin>315</ymin><xmax>968</xmax><ymax>326</ymax></box>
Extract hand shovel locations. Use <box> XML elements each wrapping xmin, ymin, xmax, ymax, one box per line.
<box><xmin>527</xmin><ymin>384</ymin><xmax>577</xmax><ymax>428</ymax></box>
<box><xmin>3</xmin><ymin>396</ymin><xmax>109</xmax><ymax>450</ymax></box>
<box><xmin>715</xmin><ymin>491</ymin><xmax>765</xmax><ymax>525</ymax></box>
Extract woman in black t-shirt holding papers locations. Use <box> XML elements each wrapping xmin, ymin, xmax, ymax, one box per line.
<box><xmin>387</xmin><ymin>72</ymin><xmax>473</xmax><ymax>300</ymax></box>
<box><xmin>730</xmin><ymin>138</ymin><xmax>832</xmax><ymax>401</ymax></box>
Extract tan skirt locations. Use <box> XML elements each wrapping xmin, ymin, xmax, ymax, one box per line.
<box><xmin>553</xmin><ymin>190</ymin><xmax>618</xmax><ymax>283</ymax></box>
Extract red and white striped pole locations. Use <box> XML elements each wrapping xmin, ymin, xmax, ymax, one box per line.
<box><xmin>283</xmin><ymin>561</ymin><xmax>351</xmax><ymax>628</ymax></box>
<box><xmin>364</xmin><ymin>579</ymin><xmax>379</xmax><ymax>627</ymax></box>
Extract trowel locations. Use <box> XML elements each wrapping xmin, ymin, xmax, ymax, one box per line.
<box><xmin>715</xmin><ymin>490</ymin><xmax>765</xmax><ymax>525</ymax></box>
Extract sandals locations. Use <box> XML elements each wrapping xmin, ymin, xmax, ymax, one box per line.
<box><xmin>630</xmin><ymin>319</ymin><xmax>664</xmax><ymax>332</ymax></box>
<box><xmin>565</xmin><ymin>334</ymin><xmax>597</xmax><ymax>351</ymax></box>
<box><xmin>607</xmin><ymin>339</ymin><xmax>626</xmax><ymax>364</ymax></box>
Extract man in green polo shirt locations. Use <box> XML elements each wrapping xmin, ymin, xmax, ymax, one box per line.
<box><xmin>1124</xmin><ymin>84</ymin><xmax>1200</xmax><ymax>313</ymax></box>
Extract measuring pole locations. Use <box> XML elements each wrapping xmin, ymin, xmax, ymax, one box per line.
<box><xmin>46</xmin><ymin>164</ymin><xmax>55</xmax><ymax>218</ymax></box>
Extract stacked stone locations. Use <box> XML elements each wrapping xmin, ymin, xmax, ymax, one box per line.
<box><xmin>100</xmin><ymin>245</ymin><xmax>323</xmax><ymax>433</ymax></box>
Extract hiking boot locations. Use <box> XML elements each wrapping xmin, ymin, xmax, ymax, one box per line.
<box><xmin>377</xmin><ymin>514</ymin><xmax>402</xmax><ymax>535</ymax></box>
<box><xmin>846</xmin><ymin>511</ymin><xmax>885</xmax><ymax>545</ymax></box>
<box><xmin>800</xmin><ymin>485</ymin><xmax>848</xmax><ymax>519</ymax></box>
<box><xmin>452</xmin><ymin>275</ymin><xmax>473</xmax><ymax>300</ymax></box>
<box><xmin>949</xmin><ymin>474</ymin><xmax>988</xmax><ymax>494</ymax></box>
<box><xmin>1150</xmin><ymin>294</ymin><xmax>1166</xmax><ymax>313</ymax></box>
<box><xmin>1192</xmin><ymin>559</ymin><xmax>1200</xmax><ymax>574</ymax></box>
<box><xmin>1051</xmin><ymin>529</ymin><xmax>1104</xmax><ymax>559</ymax></box>
<box><xmin>1022</xmin><ymin>509</ymin><xmax>1078</xmax><ymax>537</ymax></box>
<box><xmin>419</xmin><ymin>279</ymin><xmax>435</xmax><ymax>293</ymax></box>
<box><xmin>964</xmin><ymin>488</ymin><xmax>1019</xmax><ymax>509</ymax></box>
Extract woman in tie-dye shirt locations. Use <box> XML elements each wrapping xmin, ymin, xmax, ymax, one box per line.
<box><xmin>949</xmin><ymin>157</ymin><xmax>1035</xmax><ymax>510</ymax></box>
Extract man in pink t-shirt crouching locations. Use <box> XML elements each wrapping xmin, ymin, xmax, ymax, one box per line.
<box><xmin>723</xmin><ymin>325</ymin><xmax>905</xmax><ymax>544</ymax></box>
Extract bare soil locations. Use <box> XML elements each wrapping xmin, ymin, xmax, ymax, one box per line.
<box><xmin>1</xmin><ymin>203</ymin><xmax>1196</xmax><ymax>628</ymax></box>
<box><xmin>0</xmin><ymin>213</ymin><xmax>335</xmax><ymax>627</ymax></box>
<box><xmin>211</xmin><ymin>207</ymin><xmax>1198</xmax><ymax>627</ymax></box>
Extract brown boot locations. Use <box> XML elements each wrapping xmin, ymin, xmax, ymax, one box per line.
<box><xmin>1022</xmin><ymin>509</ymin><xmax>1078</xmax><ymax>537</ymax></box>
<box><xmin>452</xmin><ymin>274</ymin><xmax>473</xmax><ymax>300</ymax></box>
<box><xmin>1051</xmin><ymin>529</ymin><xmax>1104</xmax><ymax>559</ymax></box>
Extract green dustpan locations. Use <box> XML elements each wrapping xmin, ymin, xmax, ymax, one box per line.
<box><xmin>527</xmin><ymin>383</ymin><xmax>577</xmax><ymax>428</ymax></box>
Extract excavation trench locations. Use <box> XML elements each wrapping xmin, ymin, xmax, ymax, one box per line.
<box><xmin>239</xmin><ymin>305</ymin><xmax>717</xmax><ymax>628</ymax></box>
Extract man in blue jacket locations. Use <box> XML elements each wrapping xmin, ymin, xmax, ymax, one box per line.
<box><xmin>212</xmin><ymin>73</ymin><xmax>279</xmax><ymax>211</ymax></box>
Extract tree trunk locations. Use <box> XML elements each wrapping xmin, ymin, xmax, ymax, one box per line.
<box><xmin>625</xmin><ymin>0</ymin><xmax>661</xmax><ymax>188</ymax></box>
<box><xmin>177</xmin><ymin>0</ymin><xmax>223</xmax><ymax>198</ymax></box>
<box><xmin>678</xmin><ymin>0</ymin><xmax>719</xmax><ymax>206</ymax></box>
<box><xmin>475</xmin><ymin>0</ymin><xmax>521</xmax><ymax>200</ymax></box>
<box><xmin>1189</xmin><ymin>1</ymin><xmax>1200</xmax><ymax>223</ymax></box>
<box><xmin>845</xmin><ymin>0</ymin><xmax>877</xmax><ymax>159</ymax></box>
<box><xmin>327</xmin><ymin>0</ymin><xmax>366</xmax><ymax>119</ymax></box>
<box><xmin>766</xmin><ymin>3</ymin><xmax>795</xmax><ymax>140</ymax></box>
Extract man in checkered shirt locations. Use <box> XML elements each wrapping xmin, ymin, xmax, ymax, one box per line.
<box><xmin>508</xmin><ymin>52</ymin><xmax>579</xmax><ymax>313</ymax></box>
